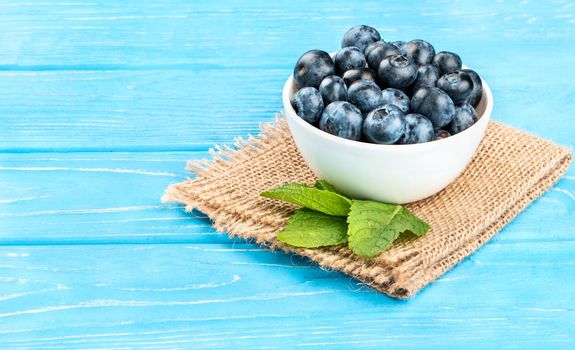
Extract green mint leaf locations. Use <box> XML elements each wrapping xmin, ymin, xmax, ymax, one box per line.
<box><xmin>314</xmin><ymin>179</ymin><xmax>338</xmax><ymax>193</ymax></box>
<box><xmin>261</xmin><ymin>183</ymin><xmax>351</xmax><ymax>216</ymax></box>
<box><xmin>277</xmin><ymin>208</ymin><xmax>348</xmax><ymax>248</ymax></box>
<box><xmin>347</xmin><ymin>200</ymin><xmax>429</xmax><ymax>259</ymax></box>
<box><xmin>347</xmin><ymin>200</ymin><xmax>402</xmax><ymax>258</ymax></box>
<box><xmin>393</xmin><ymin>206</ymin><xmax>429</xmax><ymax>236</ymax></box>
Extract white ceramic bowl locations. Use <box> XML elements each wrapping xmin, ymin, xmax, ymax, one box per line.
<box><xmin>282</xmin><ymin>71</ymin><xmax>493</xmax><ymax>204</ymax></box>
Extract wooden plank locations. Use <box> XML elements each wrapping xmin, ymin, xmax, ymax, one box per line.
<box><xmin>0</xmin><ymin>1</ymin><xmax>573</xmax><ymax>150</ymax></box>
<box><xmin>0</xmin><ymin>65</ymin><xmax>572</xmax><ymax>151</ymax></box>
<box><xmin>0</xmin><ymin>0</ymin><xmax>573</xmax><ymax>68</ymax></box>
<box><xmin>0</xmin><ymin>151</ymin><xmax>235</xmax><ymax>244</ymax></box>
<box><xmin>0</xmin><ymin>242</ymin><xmax>572</xmax><ymax>348</ymax></box>
<box><xmin>1</xmin><ymin>152</ymin><xmax>574</xmax><ymax>244</ymax></box>
<box><xmin>0</xmin><ymin>69</ymin><xmax>285</xmax><ymax>151</ymax></box>
<box><xmin>0</xmin><ymin>1</ymin><xmax>572</xmax><ymax>347</ymax></box>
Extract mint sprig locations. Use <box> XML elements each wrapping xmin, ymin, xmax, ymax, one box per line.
<box><xmin>278</xmin><ymin>208</ymin><xmax>348</xmax><ymax>248</ymax></box>
<box><xmin>261</xmin><ymin>180</ymin><xmax>429</xmax><ymax>259</ymax></box>
<box><xmin>261</xmin><ymin>182</ymin><xmax>351</xmax><ymax>216</ymax></box>
<box><xmin>347</xmin><ymin>200</ymin><xmax>429</xmax><ymax>258</ymax></box>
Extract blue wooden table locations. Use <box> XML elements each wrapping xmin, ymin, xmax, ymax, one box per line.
<box><xmin>1</xmin><ymin>1</ymin><xmax>574</xmax><ymax>348</ymax></box>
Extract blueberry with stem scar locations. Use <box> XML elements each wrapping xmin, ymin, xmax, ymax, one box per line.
<box><xmin>363</xmin><ymin>104</ymin><xmax>406</xmax><ymax>144</ymax></box>
<box><xmin>378</xmin><ymin>54</ymin><xmax>418</xmax><ymax>89</ymax></box>
<box><xmin>437</xmin><ymin>70</ymin><xmax>474</xmax><ymax>104</ymax></box>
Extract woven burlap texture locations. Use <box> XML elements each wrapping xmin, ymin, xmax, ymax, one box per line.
<box><xmin>163</xmin><ymin>117</ymin><xmax>572</xmax><ymax>299</ymax></box>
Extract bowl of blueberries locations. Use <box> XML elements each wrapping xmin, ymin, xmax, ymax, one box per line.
<box><xmin>283</xmin><ymin>25</ymin><xmax>493</xmax><ymax>204</ymax></box>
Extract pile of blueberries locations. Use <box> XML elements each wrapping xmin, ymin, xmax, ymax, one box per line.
<box><xmin>290</xmin><ymin>25</ymin><xmax>483</xmax><ymax>144</ymax></box>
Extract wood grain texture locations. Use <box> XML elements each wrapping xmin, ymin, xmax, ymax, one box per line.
<box><xmin>0</xmin><ymin>0</ymin><xmax>574</xmax><ymax>150</ymax></box>
<box><xmin>0</xmin><ymin>152</ymin><xmax>234</xmax><ymax>244</ymax></box>
<box><xmin>0</xmin><ymin>70</ymin><xmax>285</xmax><ymax>151</ymax></box>
<box><xmin>1</xmin><ymin>152</ymin><xmax>573</xmax><ymax>245</ymax></box>
<box><xmin>0</xmin><ymin>0</ymin><xmax>574</xmax><ymax>348</ymax></box>
<box><xmin>0</xmin><ymin>243</ymin><xmax>573</xmax><ymax>349</ymax></box>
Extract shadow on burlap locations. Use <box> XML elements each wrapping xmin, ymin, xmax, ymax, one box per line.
<box><xmin>163</xmin><ymin>117</ymin><xmax>572</xmax><ymax>299</ymax></box>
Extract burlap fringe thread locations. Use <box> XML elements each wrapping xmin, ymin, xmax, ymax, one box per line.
<box><xmin>163</xmin><ymin>116</ymin><xmax>572</xmax><ymax>299</ymax></box>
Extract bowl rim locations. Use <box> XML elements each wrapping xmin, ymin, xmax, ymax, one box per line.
<box><xmin>282</xmin><ymin>69</ymin><xmax>494</xmax><ymax>150</ymax></box>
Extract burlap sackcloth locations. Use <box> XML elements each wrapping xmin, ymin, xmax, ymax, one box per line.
<box><xmin>163</xmin><ymin>117</ymin><xmax>572</xmax><ymax>299</ymax></box>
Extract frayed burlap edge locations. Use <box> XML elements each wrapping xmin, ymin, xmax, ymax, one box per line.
<box><xmin>163</xmin><ymin>116</ymin><xmax>572</xmax><ymax>299</ymax></box>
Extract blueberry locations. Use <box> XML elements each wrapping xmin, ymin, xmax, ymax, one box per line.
<box><xmin>319</xmin><ymin>75</ymin><xmax>347</xmax><ymax>105</ymax></box>
<box><xmin>381</xmin><ymin>88</ymin><xmax>410</xmax><ymax>114</ymax></box>
<box><xmin>409</xmin><ymin>64</ymin><xmax>440</xmax><ymax>94</ymax></box>
<box><xmin>290</xmin><ymin>87</ymin><xmax>324</xmax><ymax>124</ymax></box>
<box><xmin>377</xmin><ymin>54</ymin><xmax>418</xmax><ymax>89</ymax></box>
<box><xmin>447</xmin><ymin>103</ymin><xmax>477</xmax><ymax>135</ymax></box>
<box><xmin>434</xmin><ymin>129</ymin><xmax>451</xmax><ymax>140</ymax></box>
<box><xmin>432</xmin><ymin>51</ymin><xmax>462</xmax><ymax>76</ymax></box>
<box><xmin>462</xmin><ymin>69</ymin><xmax>483</xmax><ymax>108</ymax></box>
<box><xmin>334</xmin><ymin>46</ymin><xmax>366</xmax><ymax>75</ymax></box>
<box><xmin>347</xmin><ymin>79</ymin><xmax>385</xmax><ymax>114</ymax></box>
<box><xmin>398</xmin><ymin>113</ymin><xmax>434</xmax><ymax>144</ymax></box>
<box><xmin>341</xmin><ymin>25</ymin><xmax>381</xmax><ymax>52</ymax></box>
<box><xmin>391</xmin><ymin>41</ymin><xmax>407</xmax><ymax>55</ymax></box>
<box><xmin>293</xmin><ymin>50</ymin><xmax>336</xmax><ymax>89</ymax></box>
<box><xmin>319</xmin><ymin>101</ymin><xmax>363</xmax><ymax>141</ymax></box>
<box><xmin>364</xmin><ymin>40</ymin><xmax>383</xmax><ymax>57</ymax></box>
<box><xmin>342</xmin><ymin>67</ymin><xmax>377</xmax><ymax>87</ymax></box>
<box><xmin>410</xmin><ymin>86</ymin><xmax>455</xmax><ymax>129</ymax></box>
<box><xmin>406</xmin><ymin>39</ymin><xmax>436</xmax><ymax>65</ymax></box>
<box><xmin>365</xmin><ymin>41</ymin><xmax>400</xmax><ymax>70</ymax></box>
<box><xmin>436</xmin><ymin>70</ymin><xmax>474</xmax><ymax>104</ymax></box>
<box><xmin>363</xmin><ymin>105</ymin><xmax>406</xmax><ymax>144</ymax></box>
